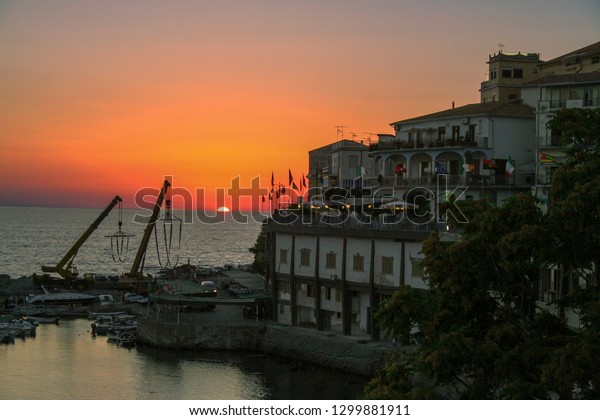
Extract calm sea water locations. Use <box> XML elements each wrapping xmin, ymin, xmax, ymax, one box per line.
<box><xmin>0</xmin><ymin>206</ymin><xmax>368</xmax><ymax>400</ymax></box>
<box><xmin>0</xmin><ymin>206</ymin><xmax>265</xmax><ymax>278</ymax></box>
<box><xmin>0</xmin><ymin>319</ymin><xmax>367</xmax><ymax>400</ymax></box>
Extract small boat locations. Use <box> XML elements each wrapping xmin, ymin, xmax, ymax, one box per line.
<box><xmin>107</xmin><ymin>325</ymin><xmax>137</xmax><ymax>342</ymax></box>
<box><xmin>27</xmin><ymin>316</ymin><xmax>60</xmax><ymax>325</ymax></box>
<box><xmin>1</xmin><ymin>332</ymin><xmax>15</xmax><ymax>344</ymax></box>
<box><xmin>26</xmin><ymin>287</ymin><xmax>96</xmax><ymax>306</ymax></box>
<box><xmin>118</xmin><ymin>333</ymin><xmax>137</xmax><ymax>348</ymax></box>
<box><xmin>0</xmin><ymin>318</ymin><xmax>37</xmax><ymax>337</ymax></box>
<box><xmin>88</xmin><ymin>311</ymin><xmax>126</xmax><ymax>320</ymax></box>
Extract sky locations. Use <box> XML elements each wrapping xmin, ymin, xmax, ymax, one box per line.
<box><xmin>1</xmin><ymin>0</ymin><xmax>599</xmax><ymax>210</ymax></box>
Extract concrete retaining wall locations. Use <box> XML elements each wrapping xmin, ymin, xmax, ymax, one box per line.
<box><xmin>137</xmin><ymin>319</ymin><xmax>389</xmax><ymax>377</ymax></box>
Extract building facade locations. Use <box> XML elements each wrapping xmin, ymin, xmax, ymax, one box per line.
<box><xmin>266</xmin><ymin>218</ymin><xmax>430</xmax><ymax>339</ymax></box>
<box><xmin>308</xmin><ymin>139</ymin><xmax>374</xmax><ymax>191</ymax></box>
<box><xmin>480</xmin><ymin>51</ymin><xmax>542</xmax><ymax>103</ymax></box>
<box><xmin>519</xmin><ymin>41</ymin><xmax>600</xmax><ymax>206</ymax></box>
<box><xmin>265</xmin><ymin>41</ymin><xmax>600</xmax><ymax>339</ymax></box>
<box><xmin>367</xmin><ymin>101</ymin><xmax>536</xmax><ymax>207</ymax></box>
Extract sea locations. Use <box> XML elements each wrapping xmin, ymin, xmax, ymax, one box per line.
<box><xmin>0</xmin><ymin>206</ymin><xmax>368</xmax><ymax>400</ymax></box>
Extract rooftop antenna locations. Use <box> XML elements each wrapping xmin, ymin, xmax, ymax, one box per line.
<box><xmin>350</xmin><ymin>132</ymin><xmax>358</xmax><ymax>141</ymax></box>
<box><xmin>363</xmin><ymin>132</ymin><xmax>376</xmax><ymax>144</ymax></box>
<box><xmin>498</xmin><ymin>43</ymin><xmax>505</xmax><ymax>52</ymax></box>
<box><xmin>335</xmin><ymin>125</ymin><xmax>347</xmax><ymax>141</ymax></box>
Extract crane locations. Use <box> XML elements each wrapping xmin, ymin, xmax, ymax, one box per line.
<box><xmin>34</xmin><ymin>195</ymin><xmax>123</xmax><ymax>291</ymax></box>
<box><xmin>119</xmin><ymin>179</ymin><xmax>171</xmax><ymax>293</ymax></box>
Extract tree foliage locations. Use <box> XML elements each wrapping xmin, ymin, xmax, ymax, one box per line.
<box><xmin>364</xmin><ymin>108</ymin><xmax>600</xmax><ymax>399</ymax></box>
<box><xmin>249</xmin><ymin>220</ymin><xmax>268</xmax><ymax>274</ymax></box>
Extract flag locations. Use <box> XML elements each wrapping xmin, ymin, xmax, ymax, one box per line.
<box><xmin>434</xmin><ymin>161</ymin><xmax>448</xmax><ymax>174</ymax></box>
<box><xmin>288</xmin><ymin>169</ymin><xmax>294</xmax><ymax>185</ymax></box>
<box><xmin>394</xmin><ymin>163</ymin><xmax>406</xmax><ymax>174</ymax></box>
<box><xmin>271</xmin><ymin>171</ymin><xmax>274</xmax><ymax>187</ymax></box>
<box><xmin>483</xmin><ymin>159</ymin><xmax>497</xmax><ymax>169</ymax></box>
<box><xmin>505</xmin><ymin>156</ymin><xmax>515</xmax><ymax>176</ymax></box>
<box><xmin>462</xmin><ymin>163</ymin><xmax>474</xmax><ymax>172</ymax></box>
<box><xmin>540</xmin><ymin>152</ymin><xmax>556</xmax><ymax>163</ymax></box>
<box><xmin>355</xmin><ymin>166</ymin><xmax>367</xmax><ymax>176</ymax></box>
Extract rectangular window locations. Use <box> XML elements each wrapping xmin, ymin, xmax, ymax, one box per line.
<box><xmin>591</xmin><ymin>55</ymin><xmax>599</xmax><ymax>65</ymax></box>
<box><xmin>437</xmin><ymin>127</ymin><xmax>446</xmax><ymax>142</ymax></box>
<box><xmin>279</xmin><ymin>249</ymin><xmax>288</xmax><ymax>265</ymax></box>
<box><xmin>452</xmin><ymin>126</ymin><xmax>460</xmax><ymax>141</ymax></box>
<box><xmin>325</xmin><ymin>287</ymin><xmax>332</xmax><ymax>300</ymax></box>
<box><xmin>513</xmin><ymin>68</ymin><xmax>523</xmax><ymax>78</ymax></box>
<box><xmin>411</xmin><ymin>259</ymin><xmax>423</xmax><ymax>277</ymax></box>
<box><xmin>502</xmin><ymin>68</ymin><xmax>512</xmax><ymax>78</ymax></box>
<box><xmin>382</xmin><ymin>256</ymin><xmax>394</xmax><ymax>275</ymax></box>
<box><xmin>325</xmin><ymin>252</ymin><xmax>337</xmax><ymax>269</ymax></box>
<box><xmin>300</xmin><ymin>249</ymin><xmax>310</xmax><ymax>267</ymax></box>
<box><xmin>353</xmin><ymin>254</ymin><xmax>364</xmax><ymax>272</ymax></box>
<box><xmin>279</xmin><ymin>281</ymin><xmax>290</xmax><ymax>294</ymax></box>
<box><xmin>307</xmin><ymin>285</ymin><xmax>316</xmax><ymax>298</ymax></box>
<box><xmin>335</xmin><ymin>289</ymin><xmax>341</xmax><ymax>302</ymax></box>
<box><xmin>540</xmin><ymin>267</ymin><xmax>562</xmax><ymax>302</ymax></box>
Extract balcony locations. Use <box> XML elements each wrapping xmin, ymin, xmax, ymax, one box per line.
<box><xmin>368</xmin><ymin>137</ymin><xmax>489</xmax><ymax>152</ymax></box>
<box><xmin>364</xmin><ymin>173</ymin><xmax>534</xmax><ymax>188</ymax></box>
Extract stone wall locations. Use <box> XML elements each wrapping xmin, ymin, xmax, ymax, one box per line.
<box><xmin>137</xmin><ymin>319</ymin><xmax>389</xmax><ymax>377</ymax></box>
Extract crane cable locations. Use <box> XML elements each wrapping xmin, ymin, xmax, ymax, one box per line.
<box><xmin>154</xmin><ymin>199</ymin><xmax>182</xmax><ymax>269</ymax></box>
<box><xmin>106</xmin><ymin>201</ymin><xmax>133</xmax><ymax>263</ymax></box>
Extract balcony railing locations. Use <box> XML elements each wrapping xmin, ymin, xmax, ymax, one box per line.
<box><xmin>369</xmin><ymin>137</ymin><xmax>489</xmax><ymax>152</ymax></box>
<box><xmin>364</xmin><ymin>173</ymin><xmax>534</xmax><ymax>188</ymax></box>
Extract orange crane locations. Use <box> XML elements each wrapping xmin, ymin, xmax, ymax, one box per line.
<box><xmin>34</xmin><ymin>195</ymin><xmax>123</xmax><ymax>291</ymax></box>
<box><xmin>119</xmin><ymin>179</ymin><xmax>171</xmax><ymax>293</ymax></box>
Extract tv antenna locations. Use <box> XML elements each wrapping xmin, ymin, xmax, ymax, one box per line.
<box><xmin>335</xmin><ymin>125</ymin><xmax>347</xmax><ymax>140</ymax></box>
<box><xmin>350</xmin><ymin>132</ymin><xmax>358</xmax><ymax>141</ymax></box>
<box><xmin>363</xmin><ymin>132</ymin><xmax>376</xmax><ymax>144</ymax></box>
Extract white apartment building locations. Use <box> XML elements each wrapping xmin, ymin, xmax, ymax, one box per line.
<box><xmin>367</xmin><ymin>101</ymin><xmax>536</xmax><ymax>207</ymax></box>
<box><xmin>308</xmin><ymin>139</ymin><xmax>374</xmax><ymax>190</ymax></box>
<box><xmin>519</xmin><ymin>41</ymin><xmax>600</xmax><ymax>206</ymax></box>
<box><xmin>266</xmin><ymin>219</ymin><xmax>430</xmax><ymax>338</ymax></box>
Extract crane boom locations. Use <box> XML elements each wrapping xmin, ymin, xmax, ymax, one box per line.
<box><xmin>41</xmin><ymin>195</ymin><xmax>123</xmax><ymax>280</ymax></box>
<box><xmin>125</xmin><ymin>179</ymin><xmax>171</xmax><ymax>279</ymax></box>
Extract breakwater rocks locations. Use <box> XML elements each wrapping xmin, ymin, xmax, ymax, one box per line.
<box><xmin>137</xmin><ymin>319</ymin><xmax>390</xmax><ymax>377</ymax></box>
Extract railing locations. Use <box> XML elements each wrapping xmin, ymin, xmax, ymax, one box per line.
<box><xmin>269</xmin><ymin>211</ymin><xmax>442</xmax><ymax>232</ymax></box>
<box><xmin>364</xmin><ymin>173</ymin><xmax>535</xmax><ymax>188</ymax></box>
<box><xmin>368</xmin><ymin>137</ymin><xmax>489</xmax><ymax>152</ymax></box>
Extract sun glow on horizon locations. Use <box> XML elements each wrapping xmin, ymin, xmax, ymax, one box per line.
<box><xmin>0</xmin><ymin>1</ymin><xmax>596</xmax><ymax>209</ymax></box>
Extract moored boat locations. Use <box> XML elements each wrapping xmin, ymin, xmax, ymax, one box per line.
<box><xmin>27</xmin><ymin>316</ymin><xmax>60</xmax><ymax>325</ymax></box>
<box><xmin>26</xmin><ymin>287</ymin><xmax>96</xmax><ymax>306</ymax></box>
<box><xmin>118</xmin><ymin>332</ymin><xmax>137</xmax><ymax>348</ymax></box>
<box><xmin>107</xmin><ymin>325</ymin><xmax>137</xmax><ymax>342</ymax></box>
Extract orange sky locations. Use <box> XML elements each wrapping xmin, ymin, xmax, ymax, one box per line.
<box><xmin>1</xmin><ymin>0</ymin><xmax>598</xmax><ymax>210</ymax></box>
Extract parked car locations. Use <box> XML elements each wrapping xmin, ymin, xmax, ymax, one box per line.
<box><xmin>98</xmin><ymin>295</ymin><xmax>116</xmax><ymax>306</ymax></box>
<box><xmin>200</xmin><ymin>280</ymin><xmax>217</xmax><ymax>296</ymax></box>
<box><xmin>123</xmin><ymin>293</ymin><xmax>145</xmax><ymax>303</ymax></box>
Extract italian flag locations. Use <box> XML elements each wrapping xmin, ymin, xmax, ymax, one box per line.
<box><xmin>505</xmin><ymin>156</ymin><xmax>515</xmax><ymax>176</ymax></box>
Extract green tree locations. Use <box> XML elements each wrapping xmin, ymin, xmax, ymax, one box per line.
<box><xmin>249</xmin><ymin>220</ymin><xmax>268</xmax><ymax>274</ymax></box>
<box><xmin>365</xmin><ymin>195</ymin><xmax>570</xmax><ymax>399</ymax></box>
<box><xmin>365</xmin><ymin>108</ymin><xmax>600</xmax><ymax>399</ymax></box>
